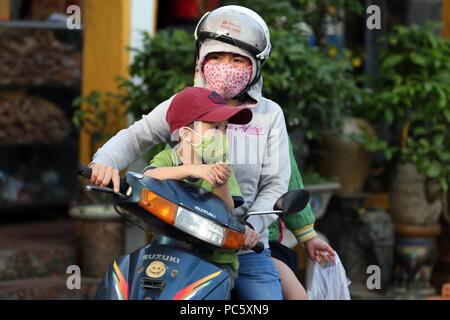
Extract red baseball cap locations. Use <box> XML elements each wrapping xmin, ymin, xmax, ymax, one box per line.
<box><xmin>166</xmin><ymin>87</ymin><xmax>253</xmax><ymax>132</ymax></box>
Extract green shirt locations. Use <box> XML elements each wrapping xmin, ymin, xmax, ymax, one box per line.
<box><xmin>268</xmin><ymin>137</ymin><xmax>317</xmax><ymax>243</ymax></box>
<box><xmin>148</xmin><ymin>147</ymin><xmax>241</xmax><ymax>270</ymax></box>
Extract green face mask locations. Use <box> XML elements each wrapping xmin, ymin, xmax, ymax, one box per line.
<box><xmin>189</xmin><ymin>129</ymin><xmax>228</xmax><ymax>164</ymax></box>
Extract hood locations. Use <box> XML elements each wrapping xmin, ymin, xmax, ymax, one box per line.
<box><xmin>193</xmin><ymin>39</ymin><xmax>264</xmax><ymax>106</ymax></box>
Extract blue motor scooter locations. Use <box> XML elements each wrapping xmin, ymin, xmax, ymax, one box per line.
<box><xmin>77</xmin><ymin>164</ymin><xmax>309</xmax><ymax>300</ymax></box>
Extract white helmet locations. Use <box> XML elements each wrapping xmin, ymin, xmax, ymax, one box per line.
<box><xmin>194</xmin><ymin>5</ymin><xmax>271</xmax><ymax>89</ymax></box>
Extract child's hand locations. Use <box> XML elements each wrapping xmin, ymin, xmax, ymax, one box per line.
<box><xmin>189</xmin><ymin>164</ymin><xmax>218</xmax><ymax>187</ymax></box>
<box><xmin>211</xmin><ymin>163</ymin><xmax>231</xmax><ymax>186</ymax></box>
<box><xmin>304</xmin><ymin>237</ymin><xmax>336</xmax><ymax>264</ymax></box>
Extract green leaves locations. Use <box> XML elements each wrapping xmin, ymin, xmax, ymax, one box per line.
<box><xmin>382</xmin><ymin>54</ymin><xmax>404</xmax><ymax>69</ymax></box>
<box><xmin>117</xmin><ymin>29</ymin><xmax>196</xmax><ymax>119</ymax></box>
<box><xmin>263</xmin><ymin>30</ymin><xmax>364</xmax><ymax>139</ymax></box>
<box><xmin>370</xmin><ymin>22</ymin><xmax>450</xmax><ymax>190</ymax></box>
<box><xmin>409</xmin><ymin>52</ymin><xmax>426</xmax><ymax>67</ymax></box>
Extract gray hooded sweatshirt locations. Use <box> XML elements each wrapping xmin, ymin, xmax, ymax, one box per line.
<box><xmin>92</xmin><ymin>40</ymin><xmax>290</xmax><ymax>252</ymax></box>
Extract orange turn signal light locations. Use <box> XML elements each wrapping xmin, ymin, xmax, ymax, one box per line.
<box><xmin>139</xmin><ymin>189</ymin><xmax>177</xmax><ymax>225</ymax></box>
<box><xmin>223</xmin><ymin>228</ymin><xmax>245</xmax><ymax>250</ymax></box>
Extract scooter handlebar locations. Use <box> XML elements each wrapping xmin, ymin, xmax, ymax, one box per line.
<box><xmin>252</xmin><ymin>242</ymin><xmax>264</xmax><ymax>254</ymax></box>
<box><xmin>78</xmin><ymin>163</ymin><xmax>92</xmax><ymax>179</ymax></box>
<box><xmin>77</xmin><ymin>163</ymin><xmax>129</xmax><ymax>193</ymax></box>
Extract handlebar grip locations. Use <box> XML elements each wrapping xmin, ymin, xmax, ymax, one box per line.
<box><xmin>77</xmin><ymin>163</ymin><xmax>129</xmax><ymax>194</ymax></box>
<box><xmin>252</xmin><ymin>242</ymin><xmax>264</xmax><ymax>254</ymax></box>
<box><xmin>78</xmin><ymin>163</ymin><xmax>92</xmax><ymax>179</ymax></box>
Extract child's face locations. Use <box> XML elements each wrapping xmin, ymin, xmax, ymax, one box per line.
<box><xmin>179</xmin><ymin>121</ymin><xmax>228</xmax><ymax>163</ymax></box>
<box><xmin>204</xmin><ymin>52</ymin><xmax>252</xmax><ymax>69</ymax></box>
<box><xmin>179</xmin><ymin>120</ymin><xmax>228</xmax><ymax>145</ymax></box>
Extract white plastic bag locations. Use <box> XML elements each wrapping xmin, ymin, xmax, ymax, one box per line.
<box><xmin>307</xmin><ymin>253</ymin><xmax>351</xmax><ymax>300</ymax></box>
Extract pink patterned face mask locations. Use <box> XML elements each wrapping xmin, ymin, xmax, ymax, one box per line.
<box><xmin>203</xmin><ymin>62</ymin><xmax>252</xmax><ymax>99</ymax></box>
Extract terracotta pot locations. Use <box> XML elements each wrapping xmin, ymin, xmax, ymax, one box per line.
<box><xmin>389</xmin><ymin>162</ymin><xmax>442</xmax><ymax>226</ymax></box>
<box><xmin>395</xmin><ymin>224</ymin><xmax>441</xmax><ymax>237</ymax></box>
<box><xmin>305</xmin><ymin>182</ymin><xmax>340</xmax><ymax>220</ymax></box>
<box><xmin>313</xmin><ymin>118</ymin><xmax>374</xmax><ymax>195</ymax></box>
<box><xmin>431</xmin><ymin>190</ymin><xmax>450</xmax><ymax>291</ymax></box>
<box><xmin>69</xmin><ymin>204</ymin><xmax>124</xmax><ymax>278</ymax></box>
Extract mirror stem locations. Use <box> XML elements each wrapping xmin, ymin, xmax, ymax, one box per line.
<box><xmin>242</xmin><ymin>210</ymin><xmax>283</xmax><ymax>222</ymax></box>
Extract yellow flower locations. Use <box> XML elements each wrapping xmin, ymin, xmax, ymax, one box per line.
<box><xmin>328</xmin><ymin>46</ymin><xmax>338</xmax><ymax>58</ymax></box>
<box><xmin>352</xmin><ymin>57</ymin><xmax>362</xmax><ymax>68</ymax></box>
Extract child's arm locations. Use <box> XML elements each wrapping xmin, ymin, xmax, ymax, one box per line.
<box><xmin>213</xmin><ymin>182</ymin><xmax>234</xmax><ymax>212</ymax></box>
<box><xmin>144</xmin><ymin>165</ymin><xmax>196</xmax><ymax>181</ymax></box>
<box><xmin>144</xmin><ymin>164</ymin><xmax>216</xmax><ymax>191</ymax></box>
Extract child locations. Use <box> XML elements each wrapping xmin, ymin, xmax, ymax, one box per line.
<box><xmin>142</xmin><ymin>86</ymin><xmax>259</xmax><ymax>291</ymax></box>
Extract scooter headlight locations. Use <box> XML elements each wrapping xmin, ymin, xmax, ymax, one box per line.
<box><xmin>140</xmin><ymin>188</ymin><xmax>244</xmax><ymax>249</ymax></box>
<box><xmin>175</xmin><ymin>207</ymin><xmax>225</xmax><ymax>247</ymax></box>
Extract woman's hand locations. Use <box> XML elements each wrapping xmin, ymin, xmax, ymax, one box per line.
<box><xmin>89</xmin><ymin>163</ymin><xmax>120</xmax><ymax>193</ymax></box>
<box><xmin>304</xmin><ymin>237</ymin><xmax>336</xmax><ymax>264</ymax></box>
<box><xmin>243</xmin><ymin>225</ymin><xmax>261</xmax><ymax>250</ymax></box>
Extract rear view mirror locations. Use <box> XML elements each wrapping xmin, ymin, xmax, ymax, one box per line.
<box><xmin>273</xmin><ymin>189</ymin><xmax>310</xmax><ymax>215</ymax></box>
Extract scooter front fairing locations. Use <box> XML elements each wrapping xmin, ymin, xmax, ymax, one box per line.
<box><xmin>95</xmin><ymin>244</ymin><xmax>232</xmax><ymax>300</ymax></box>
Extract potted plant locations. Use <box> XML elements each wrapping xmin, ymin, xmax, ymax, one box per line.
<box><xmin>367</xmin><ymin>22</ymin><xmax>450</xmax><ymax>297</ymax></box>
<box><xmin>70</xmin><ymin>92</ymin><xmax>126</xmax><ymax>278</ymax></box>
<box><xmin>117</xmin><ymin>30</ymin><xmax>195</xmax><ymax>121</ymax></box>
<box><xmin>368</xmin><ymin>22</ymin><xmax>450</xmax><ymax>225</ymax></box>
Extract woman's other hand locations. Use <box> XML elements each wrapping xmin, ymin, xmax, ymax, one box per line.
<box><xmin>304</xmin><ymin>237</ymin><xmax>336</xmax><ymax>264</ymax></box>
<box><xmin>243</xmin><ymin>225</ymin><xmax>261</xmax><ymax>250</ymax></box>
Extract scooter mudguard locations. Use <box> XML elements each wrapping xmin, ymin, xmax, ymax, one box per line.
<box><xmin>95</xmin><ymin>244</ymin><xmax>232</xmax><ymax>300</ymax></box>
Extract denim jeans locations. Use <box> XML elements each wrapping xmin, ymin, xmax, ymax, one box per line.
<box><xmin>232</xmin><ymin>249</ymin><xmax>283</xmax><ymax>300</ymax></box>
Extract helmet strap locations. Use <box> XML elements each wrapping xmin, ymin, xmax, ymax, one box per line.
<box><xmin>194</xmin><ymin>40</ymin><xmax>200</xmax><ymax>67</ymax></box>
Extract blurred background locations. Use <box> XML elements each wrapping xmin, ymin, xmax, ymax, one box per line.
<box><xmin>0</xmin><ymin>0</ymin><xmax>449</xmax><ymax>300</ymax></box>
